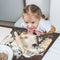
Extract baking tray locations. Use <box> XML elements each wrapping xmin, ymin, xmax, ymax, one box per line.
<box><xmin>12</xmin><ymin>33</ymin><xmax>60</xmax><ymax>60</ymax></box>
<box><xmin>0</xmin><ymin>25</ymin><xmax>60</xmax><ymax>60</ymax></box>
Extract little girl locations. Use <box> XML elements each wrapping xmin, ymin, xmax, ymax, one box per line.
<box><xmin>15</xmin><ymin>4</ymin><xmax>56</xmax><ymax>35</ymax></box>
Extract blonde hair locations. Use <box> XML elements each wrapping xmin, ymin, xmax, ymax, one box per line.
<box><xmin>23</xmin><ymin>4</ymin><xmax>42</xmax><ymax>19</ymax></box>
<box><xmin>23</xmin><ymin>4</ymin><xmax>48</xmax><ymax>20</ymax></box>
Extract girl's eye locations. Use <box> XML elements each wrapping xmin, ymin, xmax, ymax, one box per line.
<box><xmin>31</xmin><ymin>22</ymin><xmax>35</xmax><ymax>24</ymax></box>
<box><xmin>25</xmin><ymin>22</ymin><xmax>28</xmax><ymax>23</ymax></box>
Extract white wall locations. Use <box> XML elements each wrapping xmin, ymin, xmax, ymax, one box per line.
<box><xmin>0</xmin><ymin>0</ymin><xmax>50</xmax><ymax>22</ymax></box>
<box><xmin>50</xmin><ymin>0</ymin><xmax>60</xmax><ymax>32</ymax></box>
<box><xmin>26</xmin><ymin>0</ymin><xmax>50</xmax><ymax>16</ymax></box>
<box><xmin>0</xmin><ymin>0</ymin><xmax>24</xmax><ymax>22</ymax></box>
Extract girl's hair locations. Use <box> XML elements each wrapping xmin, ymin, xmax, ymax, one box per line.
<box><xmin>23</xmin><ymin>4</ymin><xmax>48</xmax><ymax>20</ymax></box>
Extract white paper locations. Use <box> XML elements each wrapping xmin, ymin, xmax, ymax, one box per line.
<box><xmin>42</xmin><ymin>50</ymin><xmax>60</xmax><ymax>60</ymax></box>
<box><xmin>49</xmin><ymin>35</ymin><xmax>60</xmax><ymax>52</ymax></box>
<box><xmin>0</xmin><ymin>27</ymin><xmax>12</xmax><ymax>43</ymax></box>
<box><xmin>42</xmin><ymin>35</ymin><xmax>60</xmax><ymax>60</ymax></box>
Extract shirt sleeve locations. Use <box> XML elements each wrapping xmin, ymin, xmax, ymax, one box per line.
<box><xmin>37</xmin><ymin>19</ymin><xmax>51</xmax><ymax>32</ymax></box>
<box><xmin>14</xmin><ymin>17</ymin><xmax>26</xmax><ymax>28</ymax></box>
<box><xmin>44</xmin><ymin>20</ymin><xmax>51</xmax><ymax>32</ymax></box>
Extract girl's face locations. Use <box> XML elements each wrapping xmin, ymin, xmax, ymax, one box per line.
<box><xmin>23</xmin><ymin>14</ymin><xmax>40</xmax><ymax>30</ymax></box>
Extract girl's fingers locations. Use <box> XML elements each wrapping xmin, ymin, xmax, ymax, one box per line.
<box><xmin>35</xmin><ymin>30</ymin><xmax>45</xmax><ymax>36</ymax></box>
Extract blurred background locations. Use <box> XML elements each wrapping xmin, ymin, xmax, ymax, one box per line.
<box><xmin>0</xmin><ymin>0</ymin><xmax>60</xmax><ymax>32</ymax></box>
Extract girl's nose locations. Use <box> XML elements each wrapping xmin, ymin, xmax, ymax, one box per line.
<box><xmin>28</xmin><ymin>23</ymin><xmax>32</xmax><ymax>28</ymax></box>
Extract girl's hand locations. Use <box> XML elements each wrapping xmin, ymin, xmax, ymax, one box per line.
<box><xmin>34</xmin><ymin>30</ymin><xmax>45</xmax><ymax>36</ymax></box>
<box><xmin>27</xmin><ymin>28</ymin><xmax>45</xmax><ymax>36</ymax></box>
